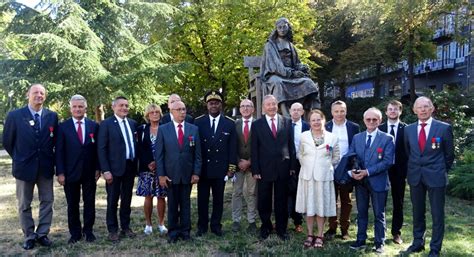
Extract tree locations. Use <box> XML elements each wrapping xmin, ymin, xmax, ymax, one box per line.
<box><xmin>0</xmin><ymin>0</ymin><xmax>178</xmax><ymax>121</ymax></box>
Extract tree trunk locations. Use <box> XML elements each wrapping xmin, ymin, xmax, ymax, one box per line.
<box><xmin>408</xmin><ymin>33</ymin><xmax>416</xmax><ymax>103</ymax></box>
<box><xmin>95</xmin><ymin>104</ymin><xmax>105</xmax><ymax>123</ymax></box>
<box><xmin>374</xmin><ymin>63</ymin><xmax>382</xmax><ymax>98</ymax></box>
<box><xmin>339</xmin><ymin>82</ymin><xmax>347</xmax><ymax>101</ymax></box>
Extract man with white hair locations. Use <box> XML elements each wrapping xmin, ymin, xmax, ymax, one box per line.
<box><xmin>55</xmin><ymin>95</ymin><xmax>100</xmax><ymax>244</ymax></box>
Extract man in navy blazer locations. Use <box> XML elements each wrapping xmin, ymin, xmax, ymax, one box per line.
<box><xmin>325</xmin><ymin>100</ymin><xmax>360</xmax><ymax>240</ymax></box>
<box><xmin>251</xmin><ymin>95</ymin><xmax>296</xmax><ymax>241</ymax></box>
<box><xmin>98</xmin><ymin>96</ymin><xmax>138</xmax><ymax>242</ymax></box>
<box><xmin>156</xmin><ymin>100</ymin><xmax>201</xmax><ymax>243</ymax></box>
<box><xmin>288</xmin><ymin>102</ymin><xmax>310</xmax><ymax>233</ymax></box>
<box><xmin>55</xmin><ymin>95</ymin><xmax>100</xmax><ymax>244</ymax></box>
<box><xmin>3</xmin><ymin>84</ymin><xmax>58</xmax><ymax>250</ymax></box>
<box><xmin>378</xmin><ymin>100</ymin><xmax>407</xmax><ymax>244</ymax></box>
<box><xmin>195</xmin><ymin>91</ymin><xmax>237</xmax><ymax>236</ymax></box>
<box><xmin>403</xmin><ymin>97</ymin><xmax>454</xmax><ymax>257</ymax></box>
<box><xmin>347</xmin><ymin>107</ymin><xmax>394</xmax><ymax>254</ymax></box>
<box><xmin>160</xmin><ymin>94</ymin><xmax>194</xmax><ymax>124</ymax></box>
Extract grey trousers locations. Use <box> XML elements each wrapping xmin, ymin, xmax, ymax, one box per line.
<box><xmin>231</xmin><ymin>170</ymin><xmax>257</xmax><ymax>223</ymax></box>
<box><xmin>16</xmin><ymin>176</ymin><xmax>54</xmax><ymax>240</ymax></box>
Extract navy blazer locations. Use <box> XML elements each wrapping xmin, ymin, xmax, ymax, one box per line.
<box><xmin>137</xmin><ymin>124</ymin><xmax>156</xmax><ymax>173</ymax></box>
<box><xmin>251</xmin><ymin>114</ymin><xmax>297</xmax><ymax>182</ymax></box>
<box><xmin>195</xmin><ymin>114</ymin><xmax>237</xmax><ymax>179</ymax></box>
<box><xmin>155</xmin><ymin>121</ymin><xmax>202</xmax><ymax>184</ymax></box>
<box><xmin>3</xmin><ymin>106</ymin><xmax>58</xmax><ymax>182</ymax></box>
<box><xmin>404</xmin><ymin>118</ymin><xmax>454</xmax><ymax>187</ymax></box>
<box><xmin>160</xmin><ymin>113</ymin><xmax>194</xmax><ymax>124</ymax></box>
<box><xmin>347</xmin><ymin>130</ymin><xmax>394</xmax><ymax>192</ymax></box>
<box><xmin>97</xmin><ymin>116</ymin><xmax>138</xmax><ymax>176</ymax></box>
<box><xmin>379</xmin><ymin>121</ymin><xmax>407</xmax><ymax>171</ymax></box>
<box><xmin>55</xmin><ymin>118</ymin><xmax>99</xmax><ymax>183</ymax></box>
<box><xmin>325</xmin><ymin>120</ymin><xmax>360</xmax><ymax>146</ymax></box>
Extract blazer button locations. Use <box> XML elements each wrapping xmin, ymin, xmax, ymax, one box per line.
<box><xmin>208</xmin><ymin>149</ymin><xmax>211</xmax><ymax>152</ymax></box>
<box><xmin>207</xmin><ymin>159</ymin><xmax>210</xmax><ymax>162</ymax></box>
<box><xmin>216</xmin><ymin>149</ymin><xmax>219</xmax><ymax>152</ymax></box>
<box><xmin>215</xmin><ymin>160</ymin><xmax>218</xmax><ymax>163</ymax></box>
<box><xmin>219</xmin><ymin>139</ymin><xmax>222</xmax><ymax>142</ymax></box>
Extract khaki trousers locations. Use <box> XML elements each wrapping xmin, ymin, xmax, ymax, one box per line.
<box><xmin>231</xmin><ymin>170</ymin><xmax>257</xmax><ymax>223</ymax></box>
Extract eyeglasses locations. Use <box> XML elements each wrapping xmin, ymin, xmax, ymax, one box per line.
<box><xmin>365</xmin><ymin>118</ymin><xmax>379</xmax><ymax>123</ymax></box>
<box><xmin>240</xmin><ymin>105</ymin><xmax>254</xmax><ymax>109</ymax></box>
<box><xmin>172</xmin><ymin>108</ymin><xmax>186</xmax><ymax>112</ymax></box>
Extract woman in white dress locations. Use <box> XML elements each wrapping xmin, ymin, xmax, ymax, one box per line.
<box><xmin>296</xmin><ymin>109</ymin><xmax>340</xmax><ymax>248</ymax></box>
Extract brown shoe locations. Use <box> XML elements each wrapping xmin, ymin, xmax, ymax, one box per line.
<box><xmin>324</xmin><ymin>229</ymin><xmax>336</xmax><ymax>240</ymax></box>
<box><xmin>120</xmin><ymin>228</ymin><xmax>136</xmax><ymax>238</ymax></box>
<box><xmin>341</xmin><ymin>232</ymin><xmax>350</xmax><ymax>240</ymax></box>
<box><xmin>295</xmin><ymin>225</ymin><xmax>303</xmax><ymax>233</ymax></box>
<box><xmin>108</xmin><ymin>232</ymin><xmax>119</xmax><ymax>242</ymax></box>
<box><xmin>393</xmin><ymin>234</ymin><xmax>403</xmax><ymax>244</ymax></box>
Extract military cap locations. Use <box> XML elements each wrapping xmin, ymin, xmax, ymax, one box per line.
<box><xmin>204</xmin><ymin>90</ymin><xmax>223</xmax><ymax>103</ymax></box>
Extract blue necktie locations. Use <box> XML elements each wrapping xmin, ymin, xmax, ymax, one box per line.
<box><xmin>123</xmin><ymin>120</ymin><xmax>134</xmax><ymax>159</ymax></box>
<box><xmin>34</xmin><ymin>113</ymin><xmax>40</xmax><ymax>133</ymax></box>
<box><xmin>211</xmin><ymin>118</ymin><xmax>216</xmax><ymax>135</ymax></box>
<box><xmin>390</xmin><ymin>125</ymin><xmax>395</xmax><ymax>138</ymax></box>
<box><xmin>366</xmin><ymin>135</ymin><xmax>372</xmax><ymax>149</ymax></box>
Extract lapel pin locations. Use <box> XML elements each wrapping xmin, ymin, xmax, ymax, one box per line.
<box><xmin>29</xmin><ymin>120</ymin><xmax>35</xmax><ymax>126</ymax></box>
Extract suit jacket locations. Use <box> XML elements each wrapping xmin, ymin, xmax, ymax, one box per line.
<box><xmin>379</xmin><ymin>121</ymin><xmax>407</xmax><ymax>173</ymax></box>
<box><xmin>155</xmin><ymin>121</ymin><xmax>202</xmax><ymax>184</ymax></box>
<box><xmin>136</xmin><ymin>124</ymin><xmax>156</xmax><ymax>173</ymax></box>
<box><xmin>97</xmin><ymin>116</ymin><xmax>138</xmax><ymax>176</ymax></box>
<box><xmin>195</xmin><ymin>114</ymin><xmax>237</xmax><ymax>179</ymax></box>
<box><xmin>235</xmin><ymin>118</ymin><xmax>253</xmax><ymax>161</ymax></box>
<box><xmin>3</xmin><ymin>106</ymin><xmax>58</xmax><ymax>182</ymax></box>
<box><xmin>325</xmin><ymin>119</ymin><xmax>360</xmax><ymax>146</ymax></box>
<box><xmin>55</xmin><ymin>118</ymin><xmax>99</xmax><ymax>183</ymax></box>
<box><xmin>347</xmin><ymin>130</ymin><xmax>394</xmax><ymax>192</ymax></box>
<box><xmin>251</xmin><ymin>114</ymin><xmax>297</xmax><ymax>182</ymax></box>
<box><xmin>160</xmin><ymin>113</ymin><xmax>194</xmax><ymax>124</ymax></box>
<box><xmin>403</xmin><ymin>118</ymin><xmax>454</xmax><ymax>187</ymax></box>
<box><xmin>298</xmin><ymin>130</ymin><xmax>340</xmax><ymax>181</ymax></box>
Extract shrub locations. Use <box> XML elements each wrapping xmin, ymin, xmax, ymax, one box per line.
<box><xmin>448</xmin><ymin>149</ymin><xmax>474</xmax><ymax>200</ymax></box>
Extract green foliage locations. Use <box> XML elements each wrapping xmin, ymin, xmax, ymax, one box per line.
<box><xmin>448</xmin><ymin>149</ymin><xmax>474</xmax><ymax>200</ymax></box>
<box><xmin>427</xmin><ymin>87</ymin><xmax>473</xmax><ymax>157</ymax></box>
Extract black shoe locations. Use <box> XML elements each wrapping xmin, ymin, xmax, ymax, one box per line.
<box><xmin>211</xmin><ymin>229</ymin><xmax>223</xmax><ymax>237</ymax></box>
<box><xmin>195</xmin><ymin>230</ymin><xmax>206</xmax><ymax>237</ymax></box>
<box><xmin>260</xmin><ymin>229</ymin><xmax>270</xmax><ymax>240</ymax></box>
<box><xmin>247</xmin><ymin>222</ymin><xmax>257</xmax><ymax>234</ymax></box>
<box><xmin>349</xmin><ymin>240</ymin><xmax>367</xmax><ymax>250</ymax></box>
<box><xmin>167</xmin><ymin>237</ymin><xmax>178</xmax><ymax>244</ymax></box>
<box><xmin>120</xmin><ymin>228</ymin><xmax>136</xmax><ymax>238</ymax></box>
<box><xmin>428</xmin><ymin>250</ymin><xmax>440</xmax><ymax>257</ymax></box>
<box><xmin>324</xmin><ymin>229</ymin><xmax>336</xmax><ymax>240</ymax></box>
<box><xmin>277</xmin><ymin>233</ymin><xmax>289</xmax><ymax>241</ymax></box>
<box><xmin>405</xmin><ymin>244</ymin><xmax>425</xmax><ymax>253</ymax></box>
<box><xmin>232</xmin><ymin>222</ymin><xmax>240</xmax><ymax>232</ymax></box>
<box><xmin>181</xmin><ymin>234</ymin><xmax>192</xmax><ymax>241</ymax></box>
<box><xmin>84</xmin><ymin>232</ymin><xmax>96</xmax><ymax>242</ymax></box>
<box><xmin>22</xmin><ymin>239</ymin><xmax>35</xmax><ymax>250</ymax></box>
<box><xmin>68</xmin><ymin>237</ymin><xmax>80</xmax><ymax>244</ymax></box>
<box><xmin>37</xmin><ymin>236</ymin><xmax>52</xmax><ymax>247</ymax></box>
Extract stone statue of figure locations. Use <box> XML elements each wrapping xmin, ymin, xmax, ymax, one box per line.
<box><xmin>260</xmin><ymin>17</ymin><xmax>320</xmax><ymax>116</ymax></box>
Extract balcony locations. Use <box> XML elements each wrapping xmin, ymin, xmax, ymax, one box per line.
<box><xmin>414</xmin><ymin>59</ymin><xmax>455</xmax><ymax>75</ymax></box>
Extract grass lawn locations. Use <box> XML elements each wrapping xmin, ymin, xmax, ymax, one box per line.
<box><xmin>0</xmin><ymin>154</ymin><xmax>472</xmax><ymax>256</ymax></box>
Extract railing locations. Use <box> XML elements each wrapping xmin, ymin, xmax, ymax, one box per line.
<box><xmin>414</xmin><ymin>59</ymin><xmax>455</xmax><ymax>75</ymax></box>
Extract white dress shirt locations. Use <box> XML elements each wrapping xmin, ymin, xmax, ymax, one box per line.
<box><xmin>115</xmin><ymin>114</ymin><xmax>135</xmax><ymax>159</ymax></box>
<box><xmin>242</xmin><ymin>117</ymin><xmax>253</xmax><ymax>133</ymax></box>
<box><xmin>417</xmin><ymin>117</ymin><xmax>432</xmax><ymax>141</ymax></box>
<box><xmin>173</xmin><ymin>120</ymin><xmax>185</xmax><ymax>137</ymax></box>
<box><xmin>209</xmin><ymin>114</ymin><xmax>221</xmax><ymax>133</ymax></box>
<box><xmin>265</xmin><ymin>114</ymin><xmax>278</xmax><ymax>131</ymax></box>
<box><xmin>72</xmin><ymin>117</ymin><xmax>86</xmax><ymax>144</ymax></box>
<box><xmin>292</xmin><ymin>119</ymin><xmax>302</xmax><ymax>158</ymax></box>
<box><xmin>331</xmin><ymin>120</ymin><xmax>349</xmax><ymax>158</ymax></box>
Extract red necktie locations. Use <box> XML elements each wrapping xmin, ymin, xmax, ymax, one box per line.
<box><xmin>77</xmin><ymin>121</ymin><xmax>83</xmax><ymax>144</ymax></box>
<box><xmin>418</xmin><ymin>123</ymin><xmax>427</xmax><ymax>152</ymax></box>
<box><xmin>178</xmin><ymin>123</ymin><xmax>184</xmax><ymax>148</ymax></box>
<box><xmin>271</xmin><ymin>118</ymin><xmax>277</xmax><ymax>138</ymax></box>
<box><xmin>243</xmin><ymin>120</ymin><xmax>249</xmax><ymax>143</ymax></box>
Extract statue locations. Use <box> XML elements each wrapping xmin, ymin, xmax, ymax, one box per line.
<box><xmin>260</xmin><ymin>17</ymin><xmax>320</xmax><ymax>116</ymax></box>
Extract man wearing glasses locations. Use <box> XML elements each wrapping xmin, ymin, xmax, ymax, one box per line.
<box><xmin>347</xmin><ymin>107</ymin><xmax>394</xmax><ymax>254</ymax></box>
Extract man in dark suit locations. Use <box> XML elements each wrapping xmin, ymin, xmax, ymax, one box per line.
<box><xmin>251</xmin><ymin>94</ymin><xmax>296</xmax><ymax>241</ymax></box>
<box><xmin>98</xmin><ymin>96</ymin><xmax>138</xmax><ymax>242</ymax></box>
<box><xmin>325</xmin><ymin>100</ymin><xmax>360</xmax><ymax>240</ymax></box>
<box><xmin>195</xmin><ymin>91</ymin><xmax>237</xmax><ymax>236</ymax></box>
<box><xmin>3</xmin><ymin>84</ymin><xmax>58</xmax><ymax>250</ymax></box>
<box><xmin>378</xmin><ymin>100</ymin><xmax>407</xmax><ymax>244</ymax></box>
<box><xmin>231</xmin><ymin>99</ymin><xmax>257</xmax><ymax>233</ymax></box>
<box><xmin>156</xmin><ymin>100</ymin><xmax>201</xmax><ymax>243</ymax></box>
<box><xmin>288</xmin><ymin>102</ymin><xmax>310</xmax><ymax>233</ymax></box>
<box><xmin>160</xmin><ymin>94</ymin><xmax>194</xmax><ymax>124</ymax></box>
<box><xmin>347</xmin><ymin>107</ymin><xmax>394</xmax><ymax>254</ymax></box>
<box><xmin>404</xmin><ymin>96</ymin><xmax>454</xmax><ymax>257</ymax></box>
<box><xmin>55</xmin><ymin>94</ymin><xmax>100</xmax><ymax>244</ymax></box>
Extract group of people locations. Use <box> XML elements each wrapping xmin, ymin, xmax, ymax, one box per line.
<box><xmin>3</xmin><ymin>84</ymin><xmax>454</xmax><ymax>257</ymax></box>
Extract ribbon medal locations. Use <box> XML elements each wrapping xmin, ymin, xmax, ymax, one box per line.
<box><xmin>49</xmin><ymin>126</ymin><xmax>54</xmax><ymax>138</ymax></box>
<box><xmin>377</xmin><ymin>147</ymin><xmax>383</xmax><ymax>160</ymax></box>
<box><xmin>189</xmin><ymin>135</ymin><xmax>195</xmax><ymax>147</ymax></box>
<box><xmin>90</xmin><ymin>133</ymin><xmax>95</xmax><ymax>143</ymax></box>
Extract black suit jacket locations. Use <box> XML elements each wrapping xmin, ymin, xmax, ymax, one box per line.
<box><xmin>379</xmin><ymin>121</ymin><xmax>407</xmax><ymax>172</ymax></box>
<box><xmin>97</xmin><ymin>116</ymin><xmax>138</xmax><ymax>176</ymax></box>
<box><xmin>3</xmin><ymin>106</ymin><xmax>58</xmax><ymax>182</ymax></box>
<box><xmin>137</xmin><ymin>124</ymin><xmax>156</xmax><ymax>173</ymax></box>
<box><xmin>195</xmin><ymin>114</ymin><xmax>237</xmax><ymax>179</ymax></box>
<box><xmin>160</xmin><ymin>113</ymin><xmax>194</xmax><ymax>125</ymax></box>
<box><xmin>325</xmin><ymin>119</ymin><xmax>360</xmax><ymax>146</ymax></box>
<box><xmin>251</xmin><ymin>114</ymin><xmax>296</xmax><ymax>182</ymax></box>
<box><xmin>55</xmin><ymin>118</ymin><xmax>99</xmax><ymax>183</ymax></box>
